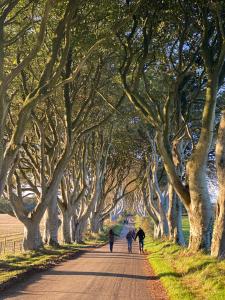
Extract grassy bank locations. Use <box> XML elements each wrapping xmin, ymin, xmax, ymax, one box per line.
<box><xmin>0</xmin><ymin>221</ymin><xmax>123</xmax><ymax>288</ymax></box>
<box><xmin>182</xmin><ymin>215</ymin><xmax>190</xmax><ymax>244</ymax></box>
<box><xmin>136</xmin><ymin>217</ymin><xmax>225</xmax><ymax>300</ymax></box>
<box><xmin>0</xmin><ymin>245</ymin><xmax>79</xmax><ymax>286</ymax></box>
<box><xmin>145</xmin><ymin>237</ymin><xmax>225</xmax><ymax>300</ymax></box>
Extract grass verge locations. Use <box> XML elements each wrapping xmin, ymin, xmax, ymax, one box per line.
<box><xmin>0</xmin><ymin>245</ymin><xmax>80</xmax><ymax>289</ymax></box>
<box><xmin>136</xmin><ymin>214</ymin><xmax>225</xmax><ymax>300</ymax></box>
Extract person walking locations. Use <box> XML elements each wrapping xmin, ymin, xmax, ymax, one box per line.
<box><xmin>108</xmin><ymin>229</ymin><xmax>119</xmax><ymax>252</ymax></box>
<box><xmin>131</xmin><ymin>228</ymin><xmax>136</xmax><ymax>239</ymax></box>
<box><xmin>135</xmin><ymin>227</ymin><xmax>145</xmax><ymax>253</ymax></box>
<box><xmin>126</xmin><ymin>230</ymin><xmax>134</xmax><ymax>253</ymax></box>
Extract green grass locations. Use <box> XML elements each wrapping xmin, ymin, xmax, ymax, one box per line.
<box><xmin>135</xmin><ymin>214</ymin><xmax>225</xmax><ymax>300</ymax></box>
<box><xmin>145</xmin><ymin>237</ymin><xmax>225</xmax><ymax>300</ymax></box>
<box><xmin>0</xmin><ymin>245</ymin><xmax>79</xmax><ymax>284</ymax></box>
<box><xmin>182</xmin><ymin>215</ymin><xmax>190</xmax><ymax>244</ymax></box>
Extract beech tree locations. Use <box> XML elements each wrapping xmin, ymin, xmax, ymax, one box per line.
<box><xmin>116</xmin><ymin>0</ymin><xmax>225</xmax><ymax>252</ymax></box>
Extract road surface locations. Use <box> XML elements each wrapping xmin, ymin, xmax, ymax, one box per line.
<box><xmin>1</xmin><ymin>225</ymin><xmax>167</xmax><ymax>300</ymax></box>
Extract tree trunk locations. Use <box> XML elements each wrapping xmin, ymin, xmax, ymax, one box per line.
<box><xmin>168</xmin><ymin>185</ymin><xmax>185</xmax><ymax>245</ymax></box>
<box><xmin>186</xmin><ymin>76</ymin><xmax>218</xmax><ymax>251</ymax></box>
<box><xmin>99</xmin><ymin>219</ymin><xmax>104</xmax><ymax>232</ymax></box>
<box><xmin>62</xmin><ymin>211</ymin><xmax>72</xmax><ymax>244</ymax></box>
<box><xmin>176</xmin><ymin>200</ymin><xmax>185</xmax><ymax>246</ymax></box>
<box><xmin>187</xmin><ymin>158</ymin><xmax>212</xmax><ymax>251</ymax></box>
<box><xmin>71</xmin><ymin>215</ymin><xmax>77</xmax><ymax>242</ymax></box>
<box><xmin>154</xmin><ymin>224</ymin><xmax>161</xmax><ymax>239</ymax></box>
<box><xmin>23</xmin><ymin>221</ymin><xmax>43</xmax><ymax>251</ymax></box>
<box><xmin>168</xmin><ymin>184</ymin><xmax>178</xmax><ymax>241</ymax></box>
<box><xmin>211</xmin><ymin>110</ymin><xmax>225</xmax><ymax>258</ymax></box>
<box><xmin>91</xmin><ymin>212</ymin><xmax>101</xmax><ymax>233</ymax></box>
<box><xmin>74</xmin><ymin>218</ymin><xmax>87</xmax><ymax>243</ymax></box>
<box><xmin>211</xmin><ymin>193</ymin><xmax>225</xmax><ymax>257</ymax></box>
<box><xmin>43</xmin><ymin>210</ymin><xmax>50</xmax><ymax>244</ymax></box>
<box><xmin>159</xmin><ymin>197</ymin><xmax>169</xmax><ymax>237</ymax></box>
<box><xmin>43</xmin><ymin>199</ymin><xmax>59</xmax><ymax>246</ymax></box>
<box><xmin>188</xmin><ymin>201</ymin><xmax>212</xmax><ymax>251</ymax></box>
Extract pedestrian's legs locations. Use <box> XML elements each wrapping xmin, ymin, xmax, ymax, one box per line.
<box><xmin>139</xmin><ymin>240</ymin><xmax>144</xmax><ymax>253</ymax></box>
<box><xmin>127</xmin><ymin>240</ymin><xmax>132</xmax><ymax>253</ymax></box>
<box><xmin>140</xmin><ymin>240</ymin><xmax>144</xmax><ymax>253</ymax></box>
<box><xmin>109</xmin><ymin>241</ymin><xmax>113</xmax><ymax>252</ymax></box>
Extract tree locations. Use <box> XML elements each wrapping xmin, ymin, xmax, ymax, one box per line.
<box><xmin>115</xmin><ymin>0</ymin><xmax>225</xmax><ymax>252</ymax></box>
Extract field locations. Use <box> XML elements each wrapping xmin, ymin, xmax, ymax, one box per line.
<box><xmin>0</xmin><ymin>214</ymin><xmax>24</xmax><ymax>236</ymax></box>
<box><xmin>0</xmin><ymin>214</ymin><xmax>24</xmax><ymax>254</ymax></box>
<box><xmin>0</xmin><ymin>214</ymin><xmax>122</xmax><ymax>254</ymax></box>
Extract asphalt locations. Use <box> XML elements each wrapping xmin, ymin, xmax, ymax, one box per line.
<box><xmin>1</xmin><ymin>225</ymin><xmax>165</xmax><ymax>300</ymax></box>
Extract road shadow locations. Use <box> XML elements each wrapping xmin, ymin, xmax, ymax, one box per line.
<box><xmin>0</xmin><ymin>267</ymin><xmax>159</xmax><ymax>298</ymax></box>
<box><xmin>83</xmin><ymin>255</ymin><xmax>146</xmax><ymax>260</ymax></box>
<box><xmin>158</xmin><ymin>272</ymin><xmax>182</xmax><ymax>278</ymax></box>
<box><xmin>49</xmin><ymin>270</ymin><xmax>159</xmax><ymax>280</ymax></box>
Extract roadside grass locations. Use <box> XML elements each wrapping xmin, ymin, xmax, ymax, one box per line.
<box><xmin>182</xmin><ymin>215</ymin><xmax>190</xmax><ymax>244</ymax></box>
<box><xmin>145</xmin><ymin>237</ymin><xmax>225</xmax><ymax>300</ymax></box>
<box><xmin>0</xmin><ymin>221</ymin><xmax>123</xmax><ymax>286</ymax></box>
<box><xmin>0</xmin><ymin>245</ymin><xmax>79</xmax><ymax>285</ymax></box>
<box><xmin>136</xmin><ymin>216</ymin><xmax>225</xmax><ymax>300</ymax></box>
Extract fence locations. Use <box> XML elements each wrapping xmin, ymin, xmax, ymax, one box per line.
<box><xmin>0</xmin><ymin>233</ymin><xmax>23</xmax><ymax>254</ymax></box>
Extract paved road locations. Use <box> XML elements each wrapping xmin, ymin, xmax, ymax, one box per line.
<box><xmin>1</xmin><ymin>225</ymin><xmax>166</xmax><ymax>300</ymax></box>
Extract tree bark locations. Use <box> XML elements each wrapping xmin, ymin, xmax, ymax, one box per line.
<box><xmin>43</xmin><ymin>198</ymin><xmax>59</xmax><ymax>246</ymax></box>
<box><xmin>74</xmin><ymin>218</ymin><xmax>87</xmax><ymax>243</ymax></box>
<box><xmin>91</xmin><ymin>211</ymin><xmax>101</xmax><ymax>233</ymax></box>
<box><xmin>23</xmin><ymin>221</ymin><xmax>43</xmax><ymax>251</ymax></box>
<box><xmin>168</xmin><ymin>184</ymin><xmax>185</xmax><ymax>245</ymax></box>
<box><xmin>154</xmin><ymin>224</ymin><xmax>161</xmax><ymax>239</ymax></box>
<box><xmin>43</xmin><ymin>210</ymin><xmax>50</xmax><ymax>244</ymax></box>
<box><xmin>168</xmin><ymin>184</ymin><xmax>178</xmax><ymax>241</ymax></box>
<box><xmin>177</xmin><ymin>199</ymin><xmax>185</xmax><ymax>246</ymax></box>
<box><xmin>62</xmin><ymin>211</ymin><xmax>72</xmax><ymax>244</ymax></box>
<box><xmin>211</xmin><ymin>110</ymin><xmax>225</xmax><ymax>258</ymax></box>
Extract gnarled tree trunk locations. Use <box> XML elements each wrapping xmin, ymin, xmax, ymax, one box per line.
<box><xmin>62</xmin><ymin>211</ymin><xmax>72</xmax><ymax>244</ymax></box>
<box><xmin>43</xmin><ymin>198</ymin><xmax>59</xmax><ymax>246</ymax></box>
<box><xmin>211</xmin><ymin>110</ymin><xmax>225</xmax><ymax>257</ymax></box>
<box><xmin>23</xmin><ymin>220</ymin><xmax>42</xmax><ymax>251</ymax></box>
<box><xmin>91</xmin><ymin>211</ymin><xmax>101</xmax><ymax>233</ymax></box>
<box><xmin>74</xmin><ymin>219</ymin><xmax>87</xmax><ymax>244</ymax></box>
<box><xmin>168</xmin><ymin>184</ymin><xmax>185</xmax><ymax>245</ymax></box>
<box><xmin>187</xmin><ymin>157</ymin><xmax>212</xmax><ymax>251</ymax></box>
<box><xmin>154</xmin><ymin>224</ymin><xmax>161</xmax><ymax>239</ymax></box>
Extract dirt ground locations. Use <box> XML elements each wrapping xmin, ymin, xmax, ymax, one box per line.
<box><xmin>0</xmin><ymin>224</ymin><xmax>168</xmax><ymax>300</ymax></box>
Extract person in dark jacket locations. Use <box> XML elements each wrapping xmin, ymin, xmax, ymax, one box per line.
<box><xmin>108</xmin><ymin>229</ymin><xmax>119</xmax><ymax>252</ymax></box>
<box><xmin>126</xmin><ymin>230</ymin><xmax>134</xmax><ymax>253</ymax></box>
<box><xmin>135</xmin><ymin>227</ymin><xmax>145</xmax><ymax>253</ymax></box>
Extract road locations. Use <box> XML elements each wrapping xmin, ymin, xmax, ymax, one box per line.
<box><xmin>1</xmin><ymin>225</ymin><xmax>167</xmax><ymax>300</ymax></box>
